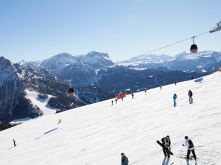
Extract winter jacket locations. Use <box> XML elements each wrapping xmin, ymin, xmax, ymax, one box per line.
<box><xmin>162</xmin><ymin>138</ymin><xmax>171</xmax><ymax>149</ymax></box>
<box><xmin>165</xmin><ymin>139</ymin><xmax>171</xmax><ymax>148</ymax></box>
<box><xmin>121</xmin><ymin>155</ymin><xmax>129</xmax><ymax>165</ymax></box>
<box><xmin>184</xmin><ymin>138</ymin><xmax>194</xmax><ymax>150</ymax></box>
<box><xmin>173</xmin><ymin>94</ymin><xmax>177</xmax><ymax>99</ymax></box>
<box><xmin>188</xmin><ymin>90</ymin><xmax>193</xmax><ymax>97</ymax></box>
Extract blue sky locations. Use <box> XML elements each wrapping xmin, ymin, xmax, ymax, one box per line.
<box><xmin>0</xmin><ymin>0</ymin><xmax>221</xmax><ymax>62</ymax></box>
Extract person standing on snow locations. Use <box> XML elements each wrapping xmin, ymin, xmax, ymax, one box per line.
<box><xmin>188</xmin><ymin>90</ymin><xmax>193</xmax><ymax>103</ymax></box>
<box><xmin>182</xmin><ymin>136</ymin><xmax>197</xmax><ymax>160</ymax></box>
<box><xmin>121</xmin><ymin>153</ymin><xmax>129</xmax><ymax>165</ymax></box>
<box><xmin>131</xmin><ymin>93</ymin><xmax>134</xmax><ymax>99</ymax></box>
<box><xmin>161</xmin><ymin>136</ymin><xmax>171</xmax><ymax>158</ymax></box>
<box><xmin>173</xmin><ymin>93</ymin><xmax>177</xmax><ymax>107</ymax></box>
<box><xmin>13</xmin><ymin>139</ymin><xmax>16</xmax><ymax>147</ymax></box>
<box><xmin>111</xmin><ymin>100</ymin><xmax>114</xmax><ymax>106</ymax></box>
<box><xmin>144</xmin><ymin>88</ymin><xmax>147</xmax><ymax>94</ymax></box>
<box><xmin>115</xmin><ymin>98</ymin><xmax>118</xmax><ymax>104</ymax></box>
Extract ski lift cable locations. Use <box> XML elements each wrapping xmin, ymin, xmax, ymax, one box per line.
<box><xmin>143</xmin><ymin>31</ymin><xmax>209</xmax><ymax>55</ymax></box>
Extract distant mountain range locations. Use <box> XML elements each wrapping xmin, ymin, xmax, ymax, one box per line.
<box><xmin>1</xmin><ymin>50</ymin><xmax>221</xmax><ymax>129</ymax></box>
<box><xmin>118</xmin><ymin>51</ymin><xmax>221</xmax><ymax>73</ymax></box>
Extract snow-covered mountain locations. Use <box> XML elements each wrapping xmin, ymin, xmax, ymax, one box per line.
<box><xmin>38</xmin><ymin>51</ymin><xmax>114</xmax><ymax>74</ymax></box>
<box><xmin>118</xmin><ymin>54</ymin><xmax>174</xmax><ymax>66</ymax></box>
<box><xmin>0</xmin><ymin>57</ymin><xmax>42</xmax><ymax>127</ymax></box>
<box><xmin>78</xmin><ymin>51</ymin><xmax>114</xmax><ymax>69</ymax></box>
<box><xmin>61</xmin><ymin>62</ymin><xmax>96</xmax><ymax>87</ymax></box>
<box><xmin>169</xmin><ymin>51</ymin><xmax>221</xmax><ymax>72</ymax></box>
<box><xmin>0</xmin><ymin>56</ymin><xmax>113</xmax><ymax>129</ymax></box>
<box><xmin>41</xmin><ymin>53</ymin><xmax>78</xmax><ymax>74</ymax></box>
<box><xmin>1</xmin><ymin>72</ymin><xmax>221</xmax><ymax>164</ymax></box>
<box><xmin>117</xmin><ymin>51</ymin><xmax>221</xmax><ymax>73</ymax></box>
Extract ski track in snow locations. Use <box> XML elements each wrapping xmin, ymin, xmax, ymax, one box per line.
<box><xmin>25</xmin><ymin>89</ymin><xmax>57</xmax><ymax>115</ymax></box>
<box><xmin>1</xmin><ymin>72</ymin><xmax>221</xmax><ymax>165</ymax></box>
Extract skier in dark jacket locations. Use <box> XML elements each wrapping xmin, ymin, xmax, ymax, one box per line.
<box><xmin>13</xmin><ymin>139</ymin><xmax>16</xmax><ymax>147</ymax></box>
<box><xmin>161</xmin><ymin>136</ymin><xmax>171</xmax><ymax>158</ymax></box>
<box><xmin>115</xmin><ymin>98</ymin><xmax>118</xmax><ymax>104</ymax></box>
<box><xmin>188</xmin><ymin>90</ymin><xmax>193</xmax><ymax>103</ymax></box>
<box><xmin>183</xmin><ymin>136</ymin><xmax>197</xmax><ymax>160</ymax></box>
<box><xmin>131</xmin><ymin>93</ymin><xmax>134</xmax><ymax>99</ymax></box>
<box><xmin>173</xmin><ymin>93</ymin><xmax>177</xmax><ymax>107</ymax></box>
<box><xmin>121</xmin><ymin>153</ymin><xmax>129</xmax><ymax>165</ymax></box>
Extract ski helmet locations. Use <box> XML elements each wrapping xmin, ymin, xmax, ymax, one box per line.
<box><xmin>185</xmin><ymin>136</ymin><xmax>188</xmax><ymax>139</ymax></box>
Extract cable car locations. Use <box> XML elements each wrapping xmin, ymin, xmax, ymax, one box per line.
<box><xmin>190</xmin><ymin>36</ymin><xmax>198</xmax><ymax>53</ymax></box>
<box><xmin>67</xmin><ymin>87</ymin><xmax>74</xmax><ymax>96</ymax></box>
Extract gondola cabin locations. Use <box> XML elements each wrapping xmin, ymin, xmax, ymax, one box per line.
<box><xmin>190</xmin><ymin>36</ymin><xmax>198</xmax><ymax>53</ymax></box>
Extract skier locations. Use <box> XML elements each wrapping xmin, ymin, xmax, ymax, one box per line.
<box><xmin>13</xmin><ymin>139</ymin><xmax>16</xmax><ymax>147</ymax></box>
<box><xmin>188</xmin><ymin>90</ymin><xmax>193</xmax><ymax>103</ymax></box>
<box><xmin>131</xmin><ymin>93</ymin><xmax>134</xmax><ymax>99</ymax></box>
<box><xmin>173</xmin><ymin>93</ymin><xmax>177</xmax><ymax>107</ymax></box>
<box><xmin>175</xmin><ymin>81</ymin><xmax>177</xmax><ymax>85</ymax></box>
<box><xmin>57</xmin><ymin>119</ymin><xmax>62</xmax><ymax>124</ymax></box>
<box><xmin>144</xmin><ymin>88</ymin><xmax>147</xmax><ymax>94</ymax></box>
<box><xmin>111</xmin><ymin>100</ymin><xmax>114</xmax><ymax>106</ymax></box>
<box><xmin>161</xmin><ymin>136</ymin><xmax>171</xmax><ymax>158</ymax></box>
<box><xmin>182</xmin><ymin>136</ymin><xmax>197</xmax><ymax>160</ymax></box>
<box><xmin>115</xmin><ymin>98</ymin><xmax>118</xmax><ymax>104</ymax></box>
<box><xmin>121</xmin><ymin>153</ymin><xmax>129</xmax><ymax>165</ymax></box>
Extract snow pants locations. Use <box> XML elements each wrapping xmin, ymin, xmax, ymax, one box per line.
<box><xmin>173</xmin><ymin>98</ymin><xmax>176</xmax><ymax>107</ymax></box>
<box><xmin>187</xmin><ymin>149</ymin><xmax>196</xmax><ymax>160</ymax></box>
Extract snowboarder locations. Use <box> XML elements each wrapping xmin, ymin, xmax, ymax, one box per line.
<box><xmin>13</xmin><ymin>139</ymin><xmax>16</xmax><ymax>147</ymax></box>
<box><xmin>182</xmin><ymin>136</ymin><xmax>197</xmax><ymax>160</ymax></box>
<box><xmin>161</xmin><ymin>136</ymin><xmax>171</xmax><ymax>158</ymax></box>
<box><xmin>111</xmin><ymin>100</ymin><xmax>114</xmax><ymax>106</ymax></box>
<box><xmin>173</xmin><ymin>93</ymin><xmax>177</xmax><ymax>107</ymax></box>
<box><xmin>188</xmin><ymin>90</ymin><xmax>193</xmax><ymax>103</ymax></box>
<box><xmin>131</xmin><ymin>93</ymin><xmax>134</xmax><ymax>99</ymax></box>
<box><xmin>121</xmin><ymin>153</ymin><xmax>129</xmax><ymax>165</ymax></box>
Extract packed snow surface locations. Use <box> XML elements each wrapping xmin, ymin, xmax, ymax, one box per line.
<box><xmin>1</xmin><ymin>72</ymin><xmax>221</xmax><ymax>165</ymax></box>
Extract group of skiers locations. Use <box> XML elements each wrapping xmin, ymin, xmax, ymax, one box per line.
<box><xmin>111</xmin><ymin>92</ymin><xmax>135</xmax><ymax>106</ymax></box>
<box><xmin>121</xmin><ymin>134</ymin><xmax>197</xmax><ymax>165</ymax></box>
<box><xmin>112</xmin><ymin>88</ymin><xmax>193</xmax><ymax>108</ymax></box>
<box><xmin>160</xmin><ymin>135</ymin><xmax>197</xmax><ymax>161</ymax></box>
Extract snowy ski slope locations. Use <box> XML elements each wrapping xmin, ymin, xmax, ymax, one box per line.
<box><xmin>1</xmin><ymin>72</ymin><xmax>221</xmax><ymax>165</ymax></box>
